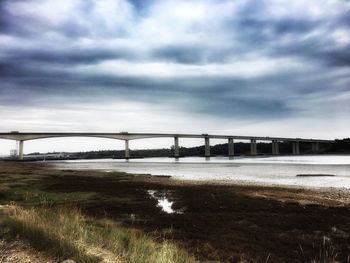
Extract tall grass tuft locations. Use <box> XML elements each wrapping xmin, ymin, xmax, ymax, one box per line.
<box><xmin>309</xmin><ymin>237</ymin><xmax>339</xmax><ymax>263</ymax></box>
<box><xmin>1</xmin><ymin>205</ymin><xmax>194</xmax><ymax>263</ymax></box>
<box><xmin>299</xmin><ymin>236</ymin><xmax>340</xmax><ymax>263</ymax></box>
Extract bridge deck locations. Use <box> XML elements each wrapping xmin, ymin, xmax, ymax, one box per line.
<box><xmin>0</xmin><ymin>132</ymin><xmax>334</xmax><ymax>142</ymax></box>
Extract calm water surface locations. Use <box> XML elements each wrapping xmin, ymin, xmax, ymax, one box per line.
<box><xmin>50</xmin><ymin>155</ymin><xmax>350</xmax><ymax>189</ymax></box>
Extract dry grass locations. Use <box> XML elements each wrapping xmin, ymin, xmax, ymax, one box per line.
<box><xmin>299</xmin><ymin>236</ymin><xmax>342</xmax><ymax>263</ymax></box>
<box><xmin>0</xmin><ymin>239</ymin><xmax>55</xmax><ymax>263</ymax></box>
<box><xmin>1</xmin><ymin>205</ymin><xmax>194</xmax><ymax>263</ymax></box>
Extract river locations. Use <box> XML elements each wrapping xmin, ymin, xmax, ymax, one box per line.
<box><xmin>50</xmin><ymin>155</ymin><xmax>350</xmax><ymax>189</ymax></box>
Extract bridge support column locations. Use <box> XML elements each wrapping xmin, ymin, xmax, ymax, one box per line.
<box><xmin>205</xmin><ymin>137</ymin><xmax>210</xmax><ymax>157</ymax></box>
<box><xmin>250</xmin><ymin>139</ymin><xmax>257</xmax><ymax>155</ymax></box>
<box><xmin>174</xmin><ymin>137</ymin><xmax>179</xmax><ymax>158</ymax></box>
<box><xmin>272</xmin><ymin>140</ymin><xmax>279</xmax><ymax>155</ymax></box>
<box><xmin>18</xmin><ymin>140</ymin><xmax>24</xmax><ymax>160</ymax></box>
<box><xmin>292</xmin><ymin>141</ymin><xmax>300</xmax><ymax>155</ymax></box>
<box><xmin>312</xmin><ymin>142</ymin><xmax>319</xmax><ymax>153</ymax></box>
<box><xmin>125</xmin><ymin>140</ymin><xmax>130</xmax><ymax>159</ymax></box>
<box><xmin>228</xmin><ymin>138</ymin><xmax>234</xmax><ymax>156</ymax></box>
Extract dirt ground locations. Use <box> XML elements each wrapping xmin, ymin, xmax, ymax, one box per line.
<box><xmin>0</xmin><ymin>239</ymin><xmax>55</xmax><ymax>263</ymax></box>
<box><xmin>0</xmin><ymin>162</ymin><xmax>350</xmax><ymax>263</ymax></box>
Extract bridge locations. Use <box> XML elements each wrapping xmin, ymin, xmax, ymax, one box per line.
<box><xmin>0</xmin><ymin>132</ymin><xmax>334</xmax><ymax>160</ymax></box>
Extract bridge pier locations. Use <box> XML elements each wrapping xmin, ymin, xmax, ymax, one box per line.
<box><xmin>125</xmin><ymin>140</ymin><xmax>130</xmax><ymax>159</ymax></box>
<box><xmin>228</xmin><ymin>138</ymin><xmax>234</xmax><ymax>156</ymax></box>
<box><xmin>205</xmin><ymin>137</ymin><xmax>210</xmax><ymax>157</ymax></box>
<box><xmin>272</xmin><ymin>140</ymin><xmax>279</xmax><ymax>155</ymax></box>
<box><xmin>174</xmin><ymin>137</ymin><xmax>179</xmax><ymax>158</ymax></box>
<box><xmin>292</xmin><ymin>141</ymin><xmax>300</xmax><ymax>155</ymax></box>
<box><xmin>250</xmin><ymin>139</ymin><xmax>257</xmax><ymax>155</ymax></box>
<box><xmin>312</xmin><ymin>142</ymin><xmax>319</xmax><ymax>153</ymax></box>
<box><xmin>18</xmin><ymin>140</ymin><xmax>24</xmax><ymax>160</ymax></box>
<box><xmin>0</xmin><ymin>133</ymin><xmax>333</xmax><ymax>161</ymax></box>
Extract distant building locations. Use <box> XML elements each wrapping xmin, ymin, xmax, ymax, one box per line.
<box><xmin>10</xmin><ymin>149</ymin><xmax>17</xmax><ymax>156</ymax></box>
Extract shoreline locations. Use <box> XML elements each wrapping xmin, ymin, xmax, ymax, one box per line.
<box><xmin>1</xmin><ymin>161</ymin><xmax>350</xmax><ymax>262</ymax></box>
<box><xmin>3</xmin><ymin>160</ymin><xmax>350</xmax><ymax>206</ymax></box>
<box><xmin>45</xmin><ymin>155</ymin><xmax>350</xmax><ymax>190</ymax></box>
<box><xmin>7</xmin><ymin>160</ymin><xmax>350</xmax><ymax>206</ymax></box>
<box><xmin>50</xmin><ymin>165</ymin><xmax>350</xmax><ymax>206</ymax></box>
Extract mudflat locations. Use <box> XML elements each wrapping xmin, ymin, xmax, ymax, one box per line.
<box><xmin>0</xmin><ymin>162</ymin><xmax>349</xmax><ymax>263</ymax></box>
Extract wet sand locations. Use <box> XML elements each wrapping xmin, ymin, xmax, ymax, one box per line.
<box><xmin>1</xmin><ymin>162</ymin><xmax>350</xmax><ymax>262</ymax></box>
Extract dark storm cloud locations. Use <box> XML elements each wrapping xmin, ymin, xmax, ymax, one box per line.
<box><xmin>222</xmin><ymin>0</ymin><xmax>350</xmax><ymax>67</ymax></box>
<box><xmin>151</xmin><ymin>45</ymin><xmax>235</xmax><ymax>64</ymax></box>
<box><xmin>237</xmin><ymin>17</ymin><xmax>318</xmax><ymax>37</ymax></box>
<box><xmin>341</xmin><ymin>13</ymin><xmax>350</xmax><ymax>26</ymax></box>
<box><xmin>0</xmin><ymin>0</ymin><xmax>349</xmax><ymax>126</ymax></box>
<box><xmin>0</xmin><ymin>56</ymin><xmax>330</xmax><ymax>119</ymax></box>
<box><xmin>228</xmin><ymin>16</ymin><xmax>326</xmax><ymax>64</ymax></box>
<box><xmin>1</xmin><ymin>47</ymin><xmax>137</xmax><ymax>65</ymax></box>
<box><xmin>151</xmin><ymin>45</ymin><xmax>206</xmax><ymax>64</ymax></box>
<box><xmin>128</xmin><ymin>0</ymin><xmax>153</xmax><ymax>12</ymax></box>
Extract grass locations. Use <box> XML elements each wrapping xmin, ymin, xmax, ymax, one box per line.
<box><xmin>1</xmin><ymin>163</ymin><xmax>349</xmax><ymax>263</ymax></box>
<box><xmin>1</xmin><ymin>205</ymin><xmax>194</xmax><ymax>263</ymax></box>
<box><xmin>0</xmin><ymin>184</ymin><xmax>97</xmax><ymax>205</ymax></box>
<box><xmin>299</xmin><ymin>237</ymin><xmax>341</xmax><ymax>263</ymax></box>
<box><xmin>0</xmin><ymin>173</ymin><xmax>194</xmax><ymax>262</ymax></box>
<box><xmin>309</xmin><ymin>238</ymin><xmax>339</xmax><ymax>263</ymax></box>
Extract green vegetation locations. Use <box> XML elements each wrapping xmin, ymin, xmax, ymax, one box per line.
<box><xmin>1</xmin><ymin>184</ymin><xmax>97</xmax><ymax>205</ymax></box>
<box><xmin>0</xmin><ymin>165</ymin><xmax>194</xmax><ymax>263</ymax></box>
<box><xmin>1</xmin><ymin>205</ymin><xmax>193</xmax><ymax>263</ymax></box>
<box><xmin>330</xmin><ymin>138</ymin><xmax>350</xmax><ymax>153</ymax></box>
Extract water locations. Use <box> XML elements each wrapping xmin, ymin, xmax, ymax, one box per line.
<box><xmin>147</xmin><ymin>190</ymin><xmax>183</xmax><ymax>214</ymax></box>
<box><xmin>50</xmin><ymin>155</ymin><xmax>350</xmax><ymax>189</ymax></box>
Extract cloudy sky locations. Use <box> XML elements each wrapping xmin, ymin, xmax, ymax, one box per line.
<box><xmin>0</xmin><ymin>0</ymin><xmax>350</xmax><ymax>153</ymax></box>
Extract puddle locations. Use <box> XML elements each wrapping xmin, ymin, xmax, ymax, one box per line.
<box><xmin>147</xmin><ymin>190</ymin><xmax>183</xmax><ymax>214</ymax></box>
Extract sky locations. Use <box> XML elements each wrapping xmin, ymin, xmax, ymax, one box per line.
<box><xmin>0</xmin><ymin>0</ymin><xmax>350</xmax><ymax>154</ymax></box>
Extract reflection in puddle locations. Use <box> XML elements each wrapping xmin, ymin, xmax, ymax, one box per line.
<box><xmin>147</xmin><ymin>190</ymin><xmax>183</xmax><ymax>214</ymax></box>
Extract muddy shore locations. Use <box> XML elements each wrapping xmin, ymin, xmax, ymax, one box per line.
<box><xmin>0</xmin><ymin>162</ymin><xmax>350</xmax><ymax>262</ymax></box>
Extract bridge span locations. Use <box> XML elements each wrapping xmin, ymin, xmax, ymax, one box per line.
<box><xmin>0</xmin><ymin>132</ymin><xmax>334</xmax><ymax>160</ymax></box>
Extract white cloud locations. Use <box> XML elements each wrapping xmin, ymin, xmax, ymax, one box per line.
<box><xmin>76</xmin><ymin>55</ymin><xmax>313</xmax><ymax>79</ymax></box>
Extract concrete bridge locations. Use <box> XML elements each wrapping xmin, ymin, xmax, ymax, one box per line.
<box><xmin>0</xmin><ymin>132</ymin><xmax>334</xmax><ymax>160</ymax></box>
